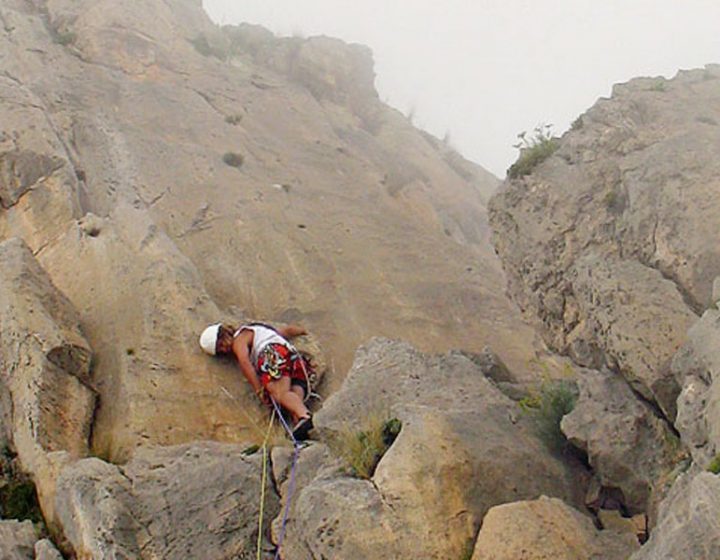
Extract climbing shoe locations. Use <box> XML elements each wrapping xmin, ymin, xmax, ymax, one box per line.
<box><xmin>292</xmin><ymin>414</ymin><xmax>314</xmax><ymax>441</ymax></box>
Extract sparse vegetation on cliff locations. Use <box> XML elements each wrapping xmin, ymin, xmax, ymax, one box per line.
<box><xmin>0</xmin><ymin>446</ymin><xmax>44</xmax><ymax>523</ymax></box>
<box><xmin>330</xmin><ymin>414</ymin><xmax>401</xmax><ymax>479</ymax></box>
<box><xmin>507</xmin><ymin>124</ymin><xmax>559</xmax><ymax>179</ymax></box>
<box><xmin>222</xmin><ymin>152</ymin><xmax>244</xmax><ymax>168</ymax></box>
<box><xmin>520</xmin><ymin>377</ymin><xmax>577</xmax><ymax>453</ymax></box>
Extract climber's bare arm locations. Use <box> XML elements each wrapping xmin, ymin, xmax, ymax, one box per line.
<box><xmin>232</xmin><ymin>331</ymin><xmax>263</xmax><ymax>396</ymax></box>
<box><xmin>278</xmin><ymin>324</ymin><xmax>307</xmax><ymax>339</ymax></box>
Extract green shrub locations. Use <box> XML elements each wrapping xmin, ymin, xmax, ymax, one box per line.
<box><xmin>507</xmin><ymin>125</ymin><xmax>559</xmax><ymax>179</ymax></box>
<box><xmin>520</xmin><ymin>379</ymin><xmax>577</xmax><ymax>453</ymax></box>
<box><xmin>649</xmin><ymin>80</ymin><xmax>666</xmax><ymax>92</ymax></box>
<box><xmin>225</xmin><ymin>114</ymin><xmax>243</xmax><ymax>125</ymax></box>
<box><xmin>696</xmin><ymin>115</ymin><xmax>718</xmax><ymax>126</ymax></box>
<box><xmin>330</xmin><ymin>414</ymin><xmax>402</xmax><ymax>479</ymax></box>
<box><xmin>0</xmin><ymin>479</ymin><xmax>43</xmax><ymax>522</ymax></box>
<box><xmin>459</xmin><ymin>539</ymin><xmax>475</xmax><ymax>560</ymax></box>
<box><xmin>708</xmin><ymin>454</ymin><xmax>720</xmax><ymax>474</ymax></box>
<box><xmin>222</xmin><ymin>152</ymin><xmax>244</xmax><ymax>168</ymax></box>
<box><xmin>52</xmin><ymin>29</ymin><xmax>77</xmax><ymax>46</ymax></box>
<box><xmin>189</xmin><ymin>34</ymin><xmax>230</xmax><ymax>60</ymax></box>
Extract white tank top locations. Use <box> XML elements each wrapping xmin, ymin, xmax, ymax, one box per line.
<box><xmin>235</xmin><ymin>324</ymin><xmax>289</xmax><ymax>366</ymax></box>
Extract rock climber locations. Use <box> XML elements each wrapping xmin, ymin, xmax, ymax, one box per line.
<box><xmin>199</xmin><ymin>322</ymin><xmax>314</xmax><ymax>440</ymax></box>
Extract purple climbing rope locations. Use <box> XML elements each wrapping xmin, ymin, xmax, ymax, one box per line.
<box><xmin>271</xmin><ymin>399</ymin><xmax>301</xmax><ymax>560</ymax></box>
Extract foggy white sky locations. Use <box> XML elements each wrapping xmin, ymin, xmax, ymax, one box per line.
<box><xmin>202</xmin><ymin>0</ymin><xmax>720</xmax><ymax>177</ymax></box>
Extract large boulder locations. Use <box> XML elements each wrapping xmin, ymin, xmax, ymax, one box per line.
<box><xmin>276</xmin><ymin>339</ymin><xmax>587</xmax><ymax>559</ymax></box>
<box><xmin>490</xmin><ymin>67</ymin><xmax>720</xmax><ymax>416</ymax></box>
<box><xmin>561</xmin><ymin>368</ymin><xmax>681</xmax><ymax>514</ymax></box>
<box><xmin>0</xmin><ymin>520</ymin><xmax>36</xmax><ymax>560</ymax></box>
<box><xmin>55</xmin><ymin>441</ymin><xmax>278</xmax><ymax>560</ymax></box>
<box><xmin>672</xmin><ymin>301</ymin><xmax>720</xmax><ymax>466</ymax></box>
<box><xmin>471</xmin><ymin>496</ymin><xmax>639</xmax><ymax>560</ymax></box>
<box><xmin>631</xmin><ymin>470</ymin><xmax>720</xmax><ymax>560</ymax></box>
<box><xmin>0</xmin><ymin>237</ymin><xmax>95</xmax><ymax>524</ymax></box>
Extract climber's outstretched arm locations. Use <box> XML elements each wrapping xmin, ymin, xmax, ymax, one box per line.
<box><xmin>278</xmin><ymin>324</ymin><xmax>307</xmax><ymax>339</ymax></box>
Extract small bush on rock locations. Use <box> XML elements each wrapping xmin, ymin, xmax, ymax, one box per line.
<box><xmin>222</xmin><ymin>152</ymin><xmax>244</xmax><ymax>168</ymax></box>
<box><xmin>520</xmin><ymin>378</ymin><xmax>577</xmax><ymax>453</ymax></box>
<box><xmin>0</xmin><ymin>446</ymin><xmax>44</xmax><ymax>523</ymax></box>
<box><xmin>507</xmin><ymin>124</ymin><xmax>559</xmax><ymax>179</ymax></box>
<box><xmin>330</xmin><ymin>414</ymin><xmax>401</xmax><ymax>479</ymax></box>
<box><xmin>708</xmin><ymin>454</ymin><xmax>720</xmax><ymax>474</ymax></box>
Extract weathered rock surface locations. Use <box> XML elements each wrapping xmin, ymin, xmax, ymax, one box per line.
<box><xmin>0</xmin><ymin>0</ymin><xmax>541</xmax><ymax>461</ymax></box>
<box><xmin>561</xmin><ymin>368</ymin><xmax>680</xmax><ymax>513</ymax></box>
<box><xmin>0</xmin><ymin>237</ymin><xmax>95</xmax><ymax>524</ymax></box>
<box><xmin>55</xmin><ymin>441</ymin><xmax>278</xmax><ymax>560</ymax></box>
<box><xmin>34</xmin><ymin>540</ymin><xmax>64</xmax><ymax>560</ymax></box>
<box><xmin>471</xmin><ymin>496</ymin><xmax>639</xmax><ymax>560</ymax></box>
<box><xmin>276</xmin><ymin>339</ymin><xmax>587</xmax><ymax>559</ymax></box>
<box><xmin>0</xmin><ymin>520</ymin><xmax>37</xmax><ymax>560</ymax></box>
<box><xmin>672</xmin><ymin>302</ymin><xmax>720</xmax><ymax>466</ymax></box>
<box><xmin>631</xmin><ymin>470</ymin><xmax>720</xmax><ymax>560</ymax></box>
<box><xmin>490</xmin><ymin>68</ymin><xmax>720</xmax><ymax>416</ymax></box>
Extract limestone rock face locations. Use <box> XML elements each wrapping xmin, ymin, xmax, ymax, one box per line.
<box><xmin>672</xmin><ymin>303</ymin><xmax>720</xmax><ymax>466</ymax></box>
<box><xmin>0</xmin><ymin>237</ymin><xmax>95</xmax><ymax>524</ymax></box>
<box><xmin>55</xmin><ymin>441</ymin><xmax>278</xmax><ymax>560</ymax></box>
<box><xmin>561</xmin><ymin>368</ymin><xmax>680</xmax><ymax>513</ymax></box>
<box><xmin>0</xmin><ymin>520</ymin><xmax>36</xmax><ymax>560</ymax></box>
<box><xmin>631</xmin><ymin>471</ymin><xmax>720</xmax><ymax>560</ymax></box>
<box><xmin>471</xmin><ymin>496</ymin><xmax>639</xmax><ymax>560</ymax></box>
<box><xmin>34</xmin><ymin>540</ymin><xmax>64</xmax><ymax>560</ymax></box>
<box><xmin>489</xmin><ymin>68</ymin><xmax>720</xmax><ymax>416</ymax></box>
<box><xmin>277</xmin><ymin>339</ymin><xmax>587</xmax><ymax>559</ymax></box>
<box><xmin>0</xmin><ymin>0</ymin><xmax>539</xmax><ymax>461</ymax></box>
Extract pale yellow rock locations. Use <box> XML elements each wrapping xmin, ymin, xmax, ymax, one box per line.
<box><xmin>0</xmin><ymin>238</ymin><xmax>95</xmax><ymax>526</ymax></box>
<box><xmin>472</xmin><ymin>496</ymin><xmax>639</xmax><ymax>560</ymax></box>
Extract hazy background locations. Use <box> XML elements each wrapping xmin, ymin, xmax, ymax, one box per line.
<box><xmin>202</xmin><ymin>0</ymin><xmax>720</xmax><ymax>177</ymax></box>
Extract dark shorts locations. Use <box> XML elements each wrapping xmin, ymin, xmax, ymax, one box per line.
<box><xmin>257</xmin><ymin>343</ymin><xmax>308</xmax><ymax>392</ymax></box>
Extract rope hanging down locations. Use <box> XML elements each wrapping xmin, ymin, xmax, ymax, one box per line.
<box><xmin>270</xmin><ymin>398</ymin><xmax>302</xmax><ymax>560</ymax></box>
<box><xmin>256</xmin><ymin>411</ymin><xmax>276</xmax><ymax>560</ymax></box>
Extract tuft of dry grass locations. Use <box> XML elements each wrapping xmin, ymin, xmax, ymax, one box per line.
<box><xmin>329</xmin><ymin>413</ymin><xmax>401</xmax><ymax>479</ymax></box>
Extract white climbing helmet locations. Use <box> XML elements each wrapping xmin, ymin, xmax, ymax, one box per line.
<box><xmin>199</xmin><ymin>323</ymin><xmax>222</xmax><ymax>355</ymax></box>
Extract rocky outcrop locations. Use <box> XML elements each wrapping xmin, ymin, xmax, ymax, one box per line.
<box><xmin>55</xmin><ymin>441</ymin><xmax>278</xmax><ymax>559</ymax></box>
<box><xmin>275</xmin><ymin>339</ymin><xmax>587</xmax><ymax>559</ymax></box>
<box><xmin>672</xmin><ymin>299</ymin><xmax>720</xmax><ymax>466</ymax></box>
<box><xmin>561</xmin><ymin>368</ymin><xmax>681</xmax><ymax>513</ymax></box>
<box><xmin>631</xmin><ymin>470</ymin><xmax>720</xmax><ymax>560</ymax></box>
<box><xmin>0</xmin><ymin>237</ymin><xmax>95</xmax><ymax>524</ymax></box>
<box><xmin>0</xmin><ymin>520</ymin><xmax>36</xmax><ymax>560</ymax></box>
<box><xmin>490</xmin><ymin>67</ymin><xmax>720</xmax><ymax>417</ymax></box>
<box><xmin>0</xmin><ymin>520</ymin><xmax>62</xmax><ymax>560</ymax></box>
<box><xmin>0</xmin><ymin>0</ymin><xmax>540</xmax><ymax>461</ymax></box>
<box><xmin>471</xmin><ymin>496</ymin><xmax>639</xmax><ymax>560</ymax></box>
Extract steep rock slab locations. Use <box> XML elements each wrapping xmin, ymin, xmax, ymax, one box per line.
<box><xmin>672</xmin><ymin>301</ymin><xmax>720</xmax><ymax>466</ymax></box>
<box><xmin>0</xmin><ymin>520</ymin><xmax>36</xmax><ymax>560</ymax></box>
<box><xmin>490</xmin><ymin>68</ymin><xmax>720</xmax><ymax>414</ymax></box>
<box><xmin>0</xmin><ymin>75</ymin><xmax>83</xmax><ymax>251</ymax></box>
<box><xmin>0</xmin><ymin>0</ymin><xmax>537</xmax><ymax>397</ymax></box>
<box><xmin>631</xmin><ymin>471</ymin><xmax>720</xmax><ymax>560</ymax></box>
<box><xmin>55</xmin><ymin>441</ymin><xmax>278</xmax><ymax>560</ymax></box>
<box><xmin>278</xmin><ymin>339</ymin><xmax>586</xmax><ymax>559</ymax></box>
<box><xmin>37</xmin><ymin>205</ymin><xmax>273</xmax><ymax>462</ymax></box>
<box><xmin>561</xmin><ymin>368</ymin><xmax>680</xmax><ymax>514</ymax></box>
<box><xmin>0</xmin><ymin>238</ymin><xmax>95</xmax><ymax>524</ymax></box>
<box><xmin>471</xmin><ymin>496</ymin><xmax>639</xmax><ymax>560</ymax></box>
